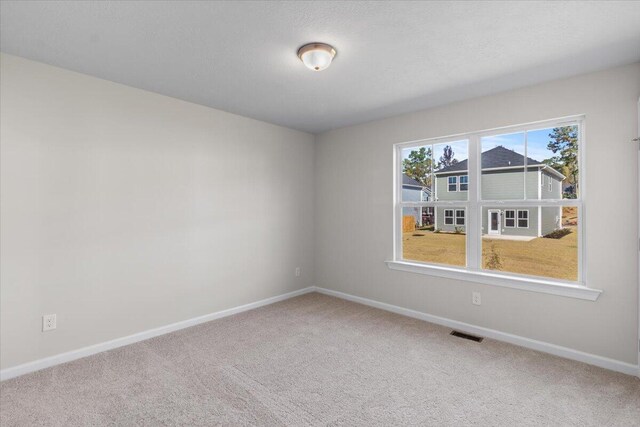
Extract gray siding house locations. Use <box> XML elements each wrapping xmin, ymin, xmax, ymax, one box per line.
<box><xmin>402</xmin><ymin>174</ymin><xmax>433</xmax><ymax>227</ymax></box>
<box><xmin>433</xmin><ymin>146</ymin><xmax>564</xmax><ymax>237</ymax></box>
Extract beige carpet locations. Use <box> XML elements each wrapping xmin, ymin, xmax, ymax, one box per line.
<box><xmin>1</xmin><ymin>292</ymin><xmax>639</xmax><ymax>426</ymax></box>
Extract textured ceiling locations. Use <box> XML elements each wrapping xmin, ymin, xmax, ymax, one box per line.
<box><xmin>1</xmin><ymin>1</ymin><xmax>640</xmax><ymax>134</ymax></box>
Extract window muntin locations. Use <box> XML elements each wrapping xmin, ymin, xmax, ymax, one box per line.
<box><xmin>459</xmin><ymin>175</ymin><xmax>468</xmax><ymax>191</ymax></box>
<box><xmin>396</xmin><ymin>117</ymin><xmax>583</xmax><ymax>286</ymax></box>
<box><xmin>504</xmin><ymin>210</ymin><xmax>515</xmax><ymax>228</ymax></box>
<box><xmin>455</xmin><ymin>209</ymin><xmax>465</xmax><ymax>226</ymax></box>
<box><xmin>517</xmin><ymin>210</ymin><xmax>529</xmax><ymax>228</ymax></box>
<box><xmin>448</xmin><ymin>176</ymin><xmax>457</xmax><ymax>192</ymax></box>
<box><xmin>444</xmin><ymin>209</ymin><xmax>454</xmax><ymax>225</ymax></box>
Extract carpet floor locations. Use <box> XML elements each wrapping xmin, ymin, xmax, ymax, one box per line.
<box><xmin>1</xmin><ymin>292</ymin><xmax>639</xmax><ymax>426</ymax></box>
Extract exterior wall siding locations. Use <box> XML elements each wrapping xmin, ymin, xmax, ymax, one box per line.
<box><xmin>541</xmin><ymin>206</ymin><xmax>562</xmax><ymax>235</ymax></box>
<box><xmin>480</xmin><ymin>207</ymin><xmax>539</xmax><ymax>237</ymax></box>
<box><xmin>434</xmin><ymin>168</ymin><xmax>564</xmax><ymax>236</ymax></box>
<box><xmin>436</xmin><ymin>207</ymin><xmax>466</xmax><ymax>233</ymax></box>
<box><xmin>435</xmin><ymin>174</ymin><xmax>467</xmax><ymax>201</ymax></box>
<box><xmin>541</xmin><ymin>170</ymin><xmax>563</xmax><ymax>199</ymax></box>
<box><xmin>435</xmin><ymin>168</ymin><xmax>542</xmax><ymax>201</ymax></box>
<box><xmin>402</xmin><ymin>186</ymin><xmax>423</xmax><ymax>202</ymax></box>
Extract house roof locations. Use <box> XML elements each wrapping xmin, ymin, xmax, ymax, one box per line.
<box><xmin>402</xmin><ymin>174</ymin><xmax>424</xmax><ymax>187</ymax></box>
<box><xmin>436</xmin><ymin>146</ymin><xmax>543</xmax><ymax>174</ymax></box>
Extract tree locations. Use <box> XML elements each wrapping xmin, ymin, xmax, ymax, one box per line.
<box><xmin>546</xmin><ymin>126</ymin><xmax>578</xmax><ymax>193</ymax></box>
<box><xmin>402</xmin><ymin>146</ymin><xmax>433</xmax><ymax>187</ymax></box>
<box><xmin>438</xmin><ymin>145</ymin><xmax>458</xmax><ymax>169</ymax></box>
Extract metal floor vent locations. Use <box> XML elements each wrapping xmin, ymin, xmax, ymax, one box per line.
<box><xmin>450</xmin><ymin>330</ymin><xmax>484</xmax><ymax>342</ymax></box>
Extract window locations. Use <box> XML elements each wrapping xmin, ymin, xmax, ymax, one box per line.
<box><xmin>459</xmin><ymin>175</ymin><xmax>468</xmax><ymax>191</ymax></box>
<box><xmin>504</xmin><ymin>210</ymin><xmax>515</xmax><ymax>228</ymax></box>
<box><xmin>394</xmin><ymin>116</ymin><xmax>585</xmax><ymax>290</ymax></box>
<box><xmin>444</xmin><ymin>209</ymin><xmax>454</xmax><ymax>225</ymax></box>
<box><xmin>517</xmin><ymin>210</ymin><xmax>529</xmax><ymax>228</ymax></box>
<box><xmin>448</xmin><ymin>176</ymin><xmax>457</xmax><ymax>192</ymax></box>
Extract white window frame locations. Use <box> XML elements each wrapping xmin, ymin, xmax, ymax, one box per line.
<box><xmin>504</xmin><ymin>209</ymin><xmax>516</xmax><ymax>228</ymax></box>
<box><xmin>389</xmin><ymin>115</ymin><xmax>600</xmax><ymax>301</ymax></box>
<box><xmin>459</xmin><ymin>175</ymin><xmax>469</xmax><ymax>192</ymax></box>
<box><xmin>447</xmin><ymin>176</ymin><xmax>457</xmax><ymax>192</ymax></box>
<box><xmin>455</xmin><ymin>209</ymin><xmax>465</xmax><ymax>226</ymax></box>
<box><xmin>517</xmin><ymin>209</ymin><xmax>529</xmax><ymax>228</ymax></box>
<box><xmin>444</xmin><ymin>209</ymin><xmax>454</xmax><ymax>225</ymax></box>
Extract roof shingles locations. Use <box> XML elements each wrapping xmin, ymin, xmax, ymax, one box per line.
<box><xmin>436</xmin><ymin>146</ymin><xmax>542</xmax><ymax>174</ymax></box>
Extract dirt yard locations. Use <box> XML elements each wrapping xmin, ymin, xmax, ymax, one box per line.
<box><xmin>403</xmin><ymin>226</ymin><xmax>578</xmax><ymax>281</ymax></box>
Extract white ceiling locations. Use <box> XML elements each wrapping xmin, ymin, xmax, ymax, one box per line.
<box><xmin>1</xmin><ymin>1</ymin><xmax>640</xmax><ymax>134</ymax></box>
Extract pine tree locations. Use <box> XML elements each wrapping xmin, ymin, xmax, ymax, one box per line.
<box><xmin>546</xmin><ymin>126</ymin><xmax>578</xmax><ymax>193</ymax></box>
<box><xmin>402</xmin><ymin>147</ymin><xmax>433</xmax><ymax>187</ymax></box>
<box><xmin>438</xmin><ymin>145</ymin><xmax>458</xmax><ymax>169</ymax></box>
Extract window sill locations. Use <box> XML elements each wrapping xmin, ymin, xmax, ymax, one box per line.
<box><xmin>385</xmin><ymin>261</ymin><xmax>601</xmax><ymax>301</ymax></box>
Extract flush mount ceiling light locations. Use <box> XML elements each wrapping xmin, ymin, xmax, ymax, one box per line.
<box><xmin>297</xmin><ymin>43</ymin><xmax>337</xmax><ymax>71</ymax></box>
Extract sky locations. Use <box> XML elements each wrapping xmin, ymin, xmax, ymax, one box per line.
<box><xmin>402</xmin><ymin>126</ymin><xmax>568</xmax><ymax>165</ymax></box>
<box><xmin>481</xmin><ymin>128</ymin><xmax>558</xmax><ymax>163</ymax></box>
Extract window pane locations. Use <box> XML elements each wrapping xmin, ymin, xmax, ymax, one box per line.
<box><xmin>459</xmin><ymin>175</ymin><xmax>468</xmax><ymax>191</ymax></box>
<box><xmin>401</xmin><ymin>145</ymin><xmax>434</xmax><ymax>202</ymax></box>
<box><xmin>481</xmin><ymin>132</ymin><xmax>525</xmax><ymax>200</ymax></box>
<box><xmin>481</xmin><ymin>206</ymin><xmax>578</xmax><ymax>281</ymax></box>
<box><xmin>526</xmin><ymin>126</ymin><xmax>579</xmax><ymax>199</ymax></box>
<box><xmin>402</xmin><ymin>207</ymin><xmax>466</xmax><ymax>267</ymax></box>
<box><xmin>433</xmin><ymin>140</ymin><xmax>469</xmax><ymax>201</ymax></box>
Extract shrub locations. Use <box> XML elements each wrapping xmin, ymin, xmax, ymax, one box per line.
<box><xmin>544</xmin><ymin>228</ymin><xmax>572</xmax><ymax>239</ymax></box>
<box><xmin>485</xmin><ymin>244</ymin><xmax>502</xmax><ymax>270</ymax></box>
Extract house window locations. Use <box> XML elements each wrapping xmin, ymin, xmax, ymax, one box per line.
<box><xmin>444</xmin><ymin>209</ymin><xmax>454</xmax><ymax>225</ymax></box>
<box><xmin>459</xmin><ymin>175</ymin><xmax>468</xmax><ymax>191</ymax></box>
<box><xmin>517</xmin><ymin>210</ymin><xmax>529</xmax><ymax>228</ymax></box>
<box><xmin>395</xmin><ymin>116</ymin><xmax>584</xmax><ymax>287</ymax></box>
<box><xmin>448</xmin><ymin>176</ymin><xmax>457</xmax><ymax>192</ymax></box>
<box><xmin>504</xmin><ymin>209</ymin><xmax>515</xmax><ymax>228</ymax></box>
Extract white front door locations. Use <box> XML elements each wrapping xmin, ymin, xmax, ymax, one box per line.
<box><xmin>488</xmin><ymin>209</ymin><xmax>501</xmax><ymax>235</ymax></box>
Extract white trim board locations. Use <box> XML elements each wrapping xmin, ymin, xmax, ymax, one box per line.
<box><xmin>2</xmin><ymin>285</ymin><xmax>636</xmax><ymax>381</ymax></box>
<box><xmin>313</xmin><ymin>287</ymin><xmax>639</xmax><ymax>377</ymax></box>
<box><xmin>0</xmin><ymin>287</ymin><xmax>315</xmax><ymax>381</ymax></box>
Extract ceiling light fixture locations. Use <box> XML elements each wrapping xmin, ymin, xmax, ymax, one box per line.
<box><xmin>297</xmin><ymin>43</ymin><xmax>337</xmax><ymax>71</ymax></box>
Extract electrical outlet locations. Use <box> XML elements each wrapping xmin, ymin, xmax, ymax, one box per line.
<box><xmin>42</xmin><ymin>314</ymin><xmax>56</xmax><ymax>331</ymax></box>
<box><xmin>295</xmin><ymin>267</ymin><xmax>301</xmax><ymax>277</ymax></box>
<box><xmin>472</xmin><ymin>292</ymin><xmax>481</xmax><ymax>306</ymax></box>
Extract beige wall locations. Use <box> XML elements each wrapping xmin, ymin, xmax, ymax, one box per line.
<box><xmin>2</xmin><ymin>53</ymin><xmax>639</xmax><ymax>372</ymax></box>
<box><xmin>0</xmin><ymin>54</ymin><xmax>315</xmax><ymax>370</ymax></box>
<box><xmin>315</xmin><ymin>63</ymin><xmax>640</xmax><ymax>365</ymax></box>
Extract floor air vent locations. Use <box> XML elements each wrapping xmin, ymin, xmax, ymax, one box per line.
<box><xmin>450</xmin><ymin>330</ymin><xmax>483</xmax><ymax>342</ymax></box>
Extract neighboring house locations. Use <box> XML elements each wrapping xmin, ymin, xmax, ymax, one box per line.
<box><xmin>433</xmin><ymin>146</ymin><xmax>565</xmax><ymax>237</ymax></box>
<box><xmin>402</xmin><ymin>174</ymin><xmax>433</xmax><ymax>226</ymax></box>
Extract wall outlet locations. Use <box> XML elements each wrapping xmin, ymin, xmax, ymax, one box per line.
<box><xmin>295</xmin><ymin>267</ymin><xmax>301</xmax><ymax>277</ymax></box>
<box><xmin>472</xmin><ymin>292</ymin><xmax>481</xmax><ymax>306</ymax></box>
<box><xmin>42</xmin><ymin>314</ymin><xmax>56</xmax><ymax>331</ymax></box>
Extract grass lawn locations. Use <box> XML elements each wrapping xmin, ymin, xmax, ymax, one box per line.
<box><xmin>403</xmin><ymin>226</ymin><xmax>577</xmax><ymax>281</ymax></box>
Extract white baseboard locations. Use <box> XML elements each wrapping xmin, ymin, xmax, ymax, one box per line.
<box><xmin>0</xmin><ymin>286</ymin><xmax>315</xmax><ymax>381</ymax></box>
<box><xmin>3</xmin><ymin>285</ymin><xmax>637</xmax><ymax>381</ymax></box>
<box><xmin>313</xmin><ymin>286</ymin><xmax>640</xmax><ymax>377</ymax></box>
